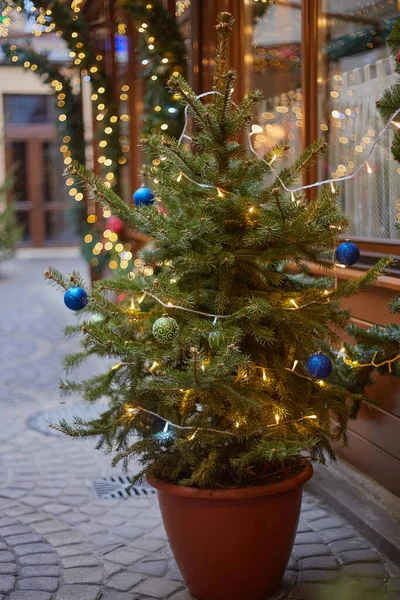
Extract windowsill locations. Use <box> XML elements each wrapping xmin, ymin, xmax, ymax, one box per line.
<box><xmin>307</xmin><ymin>263</ymin><xmax>400</xmax><ymax>292</ymax></box>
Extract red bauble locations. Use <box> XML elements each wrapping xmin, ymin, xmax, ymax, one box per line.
<box><xmin>107</xmin><ymin>216</ymin><xmax>124</xmax><ymax>234</ymax></box>
<box><xmin>157</xmin><ymin>204</ymin><xmax>168</xmax><ymax>216</ymax></box>
<box><xmin>397</xmin><ymin>50</ymin><xmax>400</xmax><ymax>62</ymax></box>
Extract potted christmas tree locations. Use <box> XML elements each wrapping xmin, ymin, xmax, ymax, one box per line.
<box><xmin>46</xmin><ymin>13</ymin><xmax>390</xmax><ymax>600</ymax></box>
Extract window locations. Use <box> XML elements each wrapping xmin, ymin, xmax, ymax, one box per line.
<box><xmin>243</xmin><ymin>0</ymin><xmax>400</xmax><ymax>247</ymax></box>
<box><xmin>3</xmin><ymin>94</ymin><xmax>54</xmax><ymax>124</ymax></box>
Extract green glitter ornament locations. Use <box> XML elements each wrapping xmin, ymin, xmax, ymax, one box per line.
<box><xmin>208</xmin><ymin>330</ymin><xmax>224</xmax><ymax>350</ymax></box>
<box><xmin>152</xmin><ymin>316</ymin><xmax>180</xmax><ymax>343</ymax></box>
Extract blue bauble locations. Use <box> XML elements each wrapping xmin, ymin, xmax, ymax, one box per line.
<box><xmin>133</xmin><ymin>186</ymin><xmax>155</xmax><ymax>207</ymax></box>
<box><xmin>306</xmin><ymin>353</ymin><xmax>333</xmax><ymax>379</ymax></box>
<box><xmin>335</xmin><ymin>241</ymin><xmax>360</xmax><ymax>266</ymax></box>
<box><xmin>64</xmin><ymin>286</ymin><xmax>88</xmax><ymax>311</ymax></box>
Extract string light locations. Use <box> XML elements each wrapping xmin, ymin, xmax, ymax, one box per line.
<box><xmin>366</xmin><ymin>161</ymin><xmax>373</xmax><ymax>174</ymax></box>
<box><xmin>149</xmin><ymin>361</ymin><xmax>159</xmax><ymax>373</ymax></box>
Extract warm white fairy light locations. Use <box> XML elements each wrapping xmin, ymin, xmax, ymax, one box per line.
<box><xmin>149</xmin><ymin>361</ymin><xmax>159</xmax><ymax>373</ymax></box>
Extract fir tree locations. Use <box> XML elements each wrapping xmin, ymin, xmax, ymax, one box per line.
<box><xmin>46</xmin><ymin>13</ymin><xmax>391</xmax><ymax>489</ymax></box>
<box><xmin>0</xmin><ymin>178</ymin><xmax>21</xmax><ymax>260</ymax></box>
<box><xmin>340</xmin><ymin>21</ymin><xmax>400</xmax><ymax>392</ymax></box>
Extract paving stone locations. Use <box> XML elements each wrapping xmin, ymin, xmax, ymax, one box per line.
<box><xmin>8</xmin><ymin>593</ymin><xmax>52</xmax><ymax>600</ymax></box>
<box><xmin>294</xmin><ymin>532</ymin><xmax>323</xmax><ymax>545</ymax></box>
<box><xmin>56</xmin><ymin>543</ymin><xmax>94</xmax><ymax>557</ymax></box>
<box><xmin>61</xmin><ymin>555</ymin><xmax>101</xmax><ymax>569</ymax></box>
<box><xmin>387</xmin><ymin>562</ymin><xmax>400</xmax><ymax>577</ymax></box>
<box><xmin>46</xmin><ymin>530</ymin><xmax>85</xmax><ymax>547</ymax></box>
<box><xmin>0</xmin><ymin>575</ymin><xmax>16</xmax><ymax>593</ymax></box>
<box><xmin>298</xmin><ymin>556</ymin><xmax>339</xmax><ymax>571</ymax></box>
<box><xmin>90</xmin><ymin>533</ymin><xmax>125</xmax><ymax>549</ymax></box>
<box><xmin>300</xmin><ymin>508</ymin><xmax>328</xmax><ymax>520</ymax></box>
<box><xmin>0</xmin><ymin>550</ymin><xmax>15</xmax><ymax>562</ymax></box>
<box><xmin>18</xmin><ymin>577</ymin><xmax>59</xmax><ymax>592</ymax></box>
<box><xmin>0</xmin><ymin>518</ymin><xmax>20</xmax><ymax>527</ymax></box>
<box><xmin>165</xmin><ymin>568</ymin><xmax>185</xmax><ymax>582</ymax></box>
<box><xmin>329</xmin><ymin>538</ymin><xmax>370</xmax><ymax>553</ymax></box>
<box><xmin>56</xmin><ymin>585</ymin><xmax>102</xmax><ymax>600</ymax></box>
<box><xmin>0</xmin><ymin>562</ymin><xmax>17</xmax><ymax>574</ymax></box>
<box><xmin>102</xmin><ymin>592</ymin><xmax>140</xmax><ymax>600</ymax></box>
<box><xmin>134</xmin><ymin>578</ymin><xmax>183</xmax><ymax>598</ymax></box>
<box><xmin>18</xmin><ymin>514</ymin><xmax>49</xmax><ymax>525</ymax></box>
<box><xmin>19</xmin><ymin>554</ymin><xmax>59</xmax><ymax>566</ymax></box>
<box><xmin>112</xmin><ymin>526</ymin><xmax>147</xmax><ymax>540</ymax></box>
<box><xmin>344</xmin><ymin>563</ymin><xmax>386</xmax><ymax>578</ymax></box>
<box><xmin>75</xmin><ymin>522</ymin><xmax>107</xmax><ymax>535</ymax></box>
<box><xmin>296</xmin><ymin>522</ymin><xmax>312</xmax><ymax>534</ymax></box>
<box><xmin>0</xmin><ymin>525</ymin><xmax>31</xmax><ymax>537</ymax></box>
<box><xmin>96</xmin><ymin>515</ymin><xmax>126</xmax><ymax>528</ymax></box>
<box><xmin>289</xmin><ymin>583</ymin><xmax>336</xmax><ymax>599</ymax></box>
<box><xmin>31</xmin><ymin>520</ymin><xmax>70</xmax><ymax>535</ymax></box>
<box><xmin>133</xmin><ymin>560</ymin><xmax>168</xmax><ymax>577</ymax></box>
<box><xmin>387</xmin><ymin>578</ymin><xmax>400</xmax><ymax>592</ymax></box>
<box><xmin>103</xmin><ymin>561</ymin><xmax>124</xmax><ymax>578</ymax></box>
<box><xmin>62</xmin><ymin>567</ymin><xmax>104</xmax><ymax>584</ymax></box>
<box><xmin>147</xmin><ymin>526</ymin><xmax>168</xmax><ymax>541</ymax></box>
<box><xmin>133</xmin><ymin>536</ymin><xmax>167</xmax><ymax>553</ymax></box>
<box><xmin>105</xmin><ymin>548</ymin><xmax>147</xmax><ymax>566</ymax></box>
<box><xmin>169</xmin><ymin>591</ymin><xmax>196</xmax><ymax>600</ymax></box>
<box><xmin>20</xmin><ymin>565</ymin><xmax>61</xmax><ymax>577</ymax></box>
<box><xmin>42</xmin><ymin>505</ymin><xmax>70</xmax><ymax>516</ymax></box>
<box><xmin>107</xmin><ymin>572</ymin><xmax>145</xmax><ymax>591</ymax></box>
<box><xmin>298</xmin><ymin>569</ymin><xmax>339</xmax><ymax>583</ymax></box>
<box><xmin>60</xmin><ymin>513</ymin><xmax>90</xmax><ymax>525</ymax></box>
<box><xmin>13</xmin><ymin>543</ymin><xmax>53</xmax><ymax>557</ymax></box>
<box><xmin>346</xmin><ymin>577</ymin><xmax>384</xmax><ymax>591</ymax></box>
<box><xmin>293</xmin><ymin>544</ymin><xmax>332</xmax><ymax>559</ymax></box>
<box><xmin>7</xmin><ymin>533</ymin><xmax>43</xmax><ymax>546</ymax></box>
<box><xmin>281</xmin><ymin>570</ymin><xmax>297</xmax><ymax>589</ymax></box>
<box><xmin>80</xmin><ymin>506</ymin><xmax>106</xmax><ymax>517</ymax></box>
<box><xmin>319</xmin><ymin>528</ymin><xmax>355</xmax><ymax>543</ymax></box>
<box><xmin>339</xmin><ymin>549</ymin><xmax>382</xmax><ymax>565</ymax></box>
<box><xmin>286</xmin><ymin>557</ymin><xmax>298</xmax><ymax>570</ymax></box>
<box><xmin>309</xmin><ymin>516</ymin><xmax>346</xmax><ymax>531</ymax></box>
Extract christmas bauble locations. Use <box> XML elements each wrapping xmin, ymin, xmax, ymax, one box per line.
<box><xmin>306</xmin><ymin>353</ymin><xmax>333</xmax><ymax>379</ymax></box>
<box><xmin>133</xmin><ymin>186</ymin><xmax>155</xmax><ymax>207</ymax></box>
<box><xmin>335</xmin><ymin>241</ymin><xmax>360</xmax><ymax>266</ymax></box>
<box><xmin>152</xmin><ymin>316</ymin><xmax>179</xmax><ymax>343</ymax></box>
<box><xmin>107</xmin><ymin>216</ymin><xmax>124</xmax><ymax>234</ymax></box>
<box><xmin>64</xmin><ymin>286</ymin><xmax>88</xmax><ymax>311</ymax></box>
<box><xmin>209</xmin><ymin>330</ymin><xmax>224</xmax><ymax>350</ymax></box>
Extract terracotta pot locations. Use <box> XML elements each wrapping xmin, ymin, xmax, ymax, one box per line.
<box><xmin>148</xmin><ymin>460</ymin><xmax>313</xmax><ymax>600</ymax></box>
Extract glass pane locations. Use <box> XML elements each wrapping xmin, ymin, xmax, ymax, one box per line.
<box><xmin>45</xmin><ymin>210</ymin><xmax>76</xmax><ymax>243</ymax></box>
<box><xmin>319</xmin><ymin>1</ymin><xmax>400</xmax><ymax>242</ymax></box>
<box><xmin>16</xmin><ymin>211</ymin><xmax>29</xmax><ymax>242</ymax></box>
<box><xmin>42</xmin><ymin>141</ymin><xmax>67</xmax><ymax>204</ymax></box>
<box><xmin>245</xmin><ymin>1</ymin><xmax>303</xmax><ymax>155</ymax></box>
<box><xmin>10</xmin><ymin>142</ymin><xmax>27</xmax><ymax>201</ymax></box>
<box><xmin>3</xmin><ymin>94</ymin><xmax>54</xmax><ymax>124</ymax></box>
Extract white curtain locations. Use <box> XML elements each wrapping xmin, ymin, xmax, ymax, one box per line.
<box><xmin>328</xmin><ymin>57</ymin><xmax>399</xmax><ymax>242</ymax></box>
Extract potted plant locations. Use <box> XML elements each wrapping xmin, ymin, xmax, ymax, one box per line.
<box><xmin>46</xmin><ymin>13</ymin><xmax>390</xmax><ymax>600</ymax></box>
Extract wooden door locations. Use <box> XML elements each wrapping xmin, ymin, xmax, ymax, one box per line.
<box><xmin>3</xmin><ymin>94</ymin><xmax>74</xmax><ymax>247</ymax></box>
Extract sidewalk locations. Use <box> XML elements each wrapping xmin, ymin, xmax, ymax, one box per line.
<box><xmin>0</xmin><ymin>256</ymin><xmax>399</xmax><ymax>600</ymax></box>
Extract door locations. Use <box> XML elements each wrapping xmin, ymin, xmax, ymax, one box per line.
<box><xmin>3</xmin><ymin>93</ymin><xmax>75</xmax><ymax>247</ymax></box>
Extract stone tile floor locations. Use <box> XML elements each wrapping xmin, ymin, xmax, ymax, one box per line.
<box><xmin>0</xmin><ymin>255</ymin><xmax>399</xmax><ymax>600</ymax></box>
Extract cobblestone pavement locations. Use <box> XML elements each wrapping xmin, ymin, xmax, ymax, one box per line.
<box><xmin>0</xmin><ymin>256</ymin><xmax>400</xmax><ymax>600</ymax></box>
